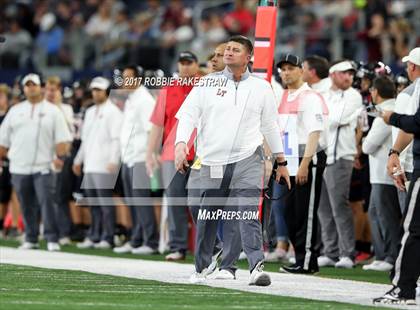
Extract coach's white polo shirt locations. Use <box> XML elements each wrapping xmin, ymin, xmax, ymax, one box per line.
<box><xmin>324</xmin><ymin>86</ymin><xmax>363</xmax><ymax>165</ymax></box>
<box><xmin>0</xmin><ymin>100</ymin><xmax>72</xmax><ymax>174</ymax></box>
<box><xmin>311</xmin><ymin>77</ymin><xmax>332</xmax><ymax>94</ymax></box>
<box><xmin>362</xmin><ymin>99</ymin><xmax>395</xmax><ymax>185</ymax></box>
<box><xmin>75</xmin><ymin>100</ymin><xmax>123</xmax><ymax>173</ymax></box>
<box><xmin>391</xmin><ymin>78</ymin><xmax>419</xmax><ymax>174</ymax></box>
<box><xmin>277</xmin><ymin>83</ymin><xmax>326</xmax><ymax>175</ymax></box>
<box><xmin>175</xmin><ymin>67</ymin><xmax>283</xmax><ymax>166</ymax></box>
<box><xmin>58</xmin><ymin>102</ymin><xmax>75</xmax><ymax>135</ymax></box>
<box><xmin>120</xmin><ymin>86</ymin><xmax>156</xmax><ymax>166</ymax></box>
<box><xmin>278</xmin><ymin>83</ymin><xmax>325</xmax><ymax>145</ymax></box>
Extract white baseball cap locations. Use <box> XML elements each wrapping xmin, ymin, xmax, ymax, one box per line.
<box><xmin>89</xmin><ymin>77</ymin><xmax>110</xmax><ymax>90</ymax></box>
<box><xmin>40</xmin><ymin>13</ymin><xmax>56</xmax><ymax>32</ymax></box>
<box><xmin>329</xmin><ymin>61</ymin><xmax>355</xmax><ymax>74</ymax></box>
<box><xmin>402</xmin><ymin>47</ymin><xmax>420</xmax><ymax>66</ymax></box>
<box><xmin>21</xmin><ymin>73</ymin><xmax>41</xmax><ymax>86</ymax></box>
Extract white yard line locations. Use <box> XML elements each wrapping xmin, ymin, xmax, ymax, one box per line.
<box><xmin>0</xmin><ymin>247</ymin><xmax>417</xmax><ymax>309</ymax></box>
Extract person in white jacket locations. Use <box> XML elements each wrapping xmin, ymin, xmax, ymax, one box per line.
<box><xmin>0</xmin><ymin>73</ymin><xmax>72</xmax><ymax>251</ymax></box>
<box><xmin>174</xmin><ymin>35</ymin><xmax>290</xmax><ymax>286</ymax></box>
<box><xmin>73</xmin><ymin>77</ymin><xmax>123</xmax><ymax>250</ymax></box>
<box><xmin>113</xmin><ymin>66</ymin><xmax>159</xmax><ymax>255</ymax></box>
<box><xmin>362</xmin><ymin>76</ymin><xmax>401</xmax><ymax>272</ymax></box>
<box><xmin>317</xmin><ymin>61</ymin><xmax>363</xmax><ymax>269</ymax></box>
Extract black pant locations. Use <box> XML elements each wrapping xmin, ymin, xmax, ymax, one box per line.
<box><xmin>52</xmin><ymin>156</ymin><xmax>73</xmax><ymax>238</ymax></box>
<box><xmin>284</xmin><ymin>151</ymin><xmax>326</xmax><ymax>271</ymax></box>
<box><xmin>391</xmin><ymin>169</ymin><xmax>420</xmax><ymax>299</ymax></box>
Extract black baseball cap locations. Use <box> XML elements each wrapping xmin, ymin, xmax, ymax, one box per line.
<box><xmin>276</xmin><ymin>54</ymin><xmax>303</xmax><ymax>68</ymax></box>
<box><xmin>178</xmin><ymin>51</ymin><xmax>198</xmax><ymax>63</ymax></box>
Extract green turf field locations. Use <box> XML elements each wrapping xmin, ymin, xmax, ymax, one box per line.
<box><xmin>0</xmin><ymin>264</ymin><xmax>388</xmax><ymax>310</ymax></box>
<box><xmin>0</xmin><ymin>239</ymin><xmax>390</xmax><ymax>285</ymax></box>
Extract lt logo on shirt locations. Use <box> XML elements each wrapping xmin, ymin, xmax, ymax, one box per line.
<box><xmin>216</xmin><ymin>88</ymin><xmax>227</xmax><ymax>97</ymax></box>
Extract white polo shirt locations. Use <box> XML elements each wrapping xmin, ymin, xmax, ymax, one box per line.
<box><xmin>362</xmin><ymin>99</ymin><xmax>395</xmax><ymax>185</ymax></box>
<box><xmin>391</xmin><ymin>79</ymin><xmax>419</xmax><ymax>173</ymax></box>
<box><xmin>324</xmin><ymin>86</ymin><xmax>363</xmax><ymax>164</ymax></box>
<box><xmin>74</xmin><ymin>100</ymin><xmax>123</xmax><ymax>173</ymax></box>
<box><xmin>120</xmin><ymin>86</ymin><xmax>155</xmax><ymax>166</ymax></box>
<box><xmin>0</xmin><ymin>100</ymin><xmax>72</xmax><ymax>174</ymax></box>
<box><xmin>311</xmin><ymin>77</ymin><xmax>332</xmax><ymax>94</ymax></box>
<box><xmin>308</xmin><ymin>78</ymin><xmax>331</xmax><ymax>150</ymax></box>
<box><xmin>277</xmin><ymin>83</ymin><xmax>326</xmax><ymax>175</ymax></box>
<box><xmin>278</xmin><ymin>83</ymin><xmax>325</xmax><ymax>144</ymax></box>
<box><xmin>175</xmin><ymin>68</ymin><xmax>284</xmax><ymax>166</ymax></box>
<box><xmin>57</xmin><ymin>103</ymin><xmax>75</xmax><ymax>135</ymax></box>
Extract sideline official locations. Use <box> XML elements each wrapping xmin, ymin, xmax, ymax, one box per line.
<box><xmin>276</xmin><ymin>54</ymin><xmax>327</xmax><ymax>275</ymax></box>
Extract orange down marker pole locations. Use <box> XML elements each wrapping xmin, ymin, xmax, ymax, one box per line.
<box><xmin>252</xmin><ymin>5</ymin><xmax>278</xmax><ymax>82</ymax></box>
<box><xmin>254</xmin><ymin>3</ymin><xmax>278</xmax><ymax>222</ymax></box>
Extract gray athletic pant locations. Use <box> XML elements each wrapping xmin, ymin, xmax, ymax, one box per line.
<box><xmin>368</xmin><ymin>184</ymin><xmax>401</xmax><ymax>264</ymax></box>
<box><xmin>187</xmin><ymin>168</ymin><xmax>201</xmax><ymax>224</ymax></box>
<box><xmin>195</xmin><ymin>150</ymin><xmax>265</xmax><ymax>273</ymax></box>
<box><xmin>121</xmin><ymin>163</ymin><xmax>159</xmax><ymax>249</ymax></box>
<box><xmin>11</xmin><ymin>172</ymin><xmax>59</xmax><ymax>243</ymax></box>
<box><xmin>83</xmin><ymin>173</ymin><xmax>116</xmax><ymax>244</ymax></box>
<box><xmin>318</xmin><ymin>158</ymin><xmax>356</xmax><ymax>259</ymax></box>
<box><xmin>162</xmin><ymin>161</ymin><xmax>190</xmax><ymax>253</ymax></box>
<box><xmin>188</xmin><ymin>168</ymin><xmax>223</xmax><ymax>254</ymax></box>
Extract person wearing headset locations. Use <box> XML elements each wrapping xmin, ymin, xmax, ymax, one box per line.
<box><xmin>0</xmin><ymin>73</ymin><xmax>72</xmax><ymax>251</ymax></box>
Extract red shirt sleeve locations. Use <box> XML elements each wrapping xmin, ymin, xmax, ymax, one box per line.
<box><xmin>150</xmin><ymin>88</ymin><xmax>167</xmax><ymax>127</ymax></box>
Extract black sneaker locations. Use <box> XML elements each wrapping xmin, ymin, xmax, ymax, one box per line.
<box><xmin>279</xmin><ymin>264</ymin><xmax>319</xmax><ymax>275</ymax></box>
<box><xmin>373</xmin><ymin>286</ymin><xmax>416</xmax><ymax>305</ymax></box>
<box><xmin>5</xmin><ymin>227</ymin><xmax>21</xmax><ymax>240</ymax></box>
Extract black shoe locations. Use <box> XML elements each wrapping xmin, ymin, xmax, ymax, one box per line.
<box><xmin>279</xmin><ymin>264</ymin><xmax>319</xmax><ymax>275</ymax></box>
<box><xmin>373</xmin><ymin>286</ymin><xmax>416</xmax><ymax>305</ymax></box>
<box><xmin>5</xmin><ymin>227</ymin><xmax>21</xmax><ymax>240</ymax></box>
<box><xmin>70</xmin><ymin>225</ymin><xmax>85</xmax><ymax>242</ymax></box>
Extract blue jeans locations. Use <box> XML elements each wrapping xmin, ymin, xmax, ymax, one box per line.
<box><xmin>270</xmin><ymin>180</ymin><xmax>288</xmax><ymax>242</ymax></box>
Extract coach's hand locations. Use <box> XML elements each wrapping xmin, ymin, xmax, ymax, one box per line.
<box><xmin>296</xmin><ymin>160</ymin><xmax>310</xmax><ymax>185</ymax></box>
<box><xmin>72</xmin><ymin>164</ymin><xmax>82</xmax><ymax>176</ymax></box>
<box><xmin>275</xmin><ymin>165</ymin><xmax>291</xmax><ymax>190</ymax></box>
<box><xmin>53</xmin><ymin>158</ymin><xmax>64</xmax><ymax>171</ymax></box>
<box><xmin>175</xmin><ymin>142</ymin><xmax>189</xmax><ymax>174</ymax></box>
<box><xmin>387</xmin><ymin>153</ymin><xmax>406</xmax><ymax>191</ymax></box>
<box><xmin>146</xmin><ymin>153</ymin><xmax>159</xmax><ymax>177</ymax></box>
<box><xmin>106</xmin><ymin>163</ymin><xmax>118</xmax><ymax>174</ymax></box>
<box><xmin>275</xmin><ymin>155</ymin><xmax>291</xmax><ymax>190</ymax></box>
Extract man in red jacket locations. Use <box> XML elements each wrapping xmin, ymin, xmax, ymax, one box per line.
<box><xmin>146</xmin><ymin>51</ymin><xmax>199</xmax><ymax>261</ymax></box>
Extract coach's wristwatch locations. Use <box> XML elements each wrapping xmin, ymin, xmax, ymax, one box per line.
<box><xmin>275</xmin><ymin>159</ymin><xmax>288</xmax><ymax>166</ymax></box>
<box><xmin>388</xmin><ymin>149</ymin><xmax>400</xmax><ymax>157</ymax></box>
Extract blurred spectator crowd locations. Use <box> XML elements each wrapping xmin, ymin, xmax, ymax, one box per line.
<box><xmin>0</xmin><ymin>0</ymin><xmax>419</xmax><ymax>78</ymax></box>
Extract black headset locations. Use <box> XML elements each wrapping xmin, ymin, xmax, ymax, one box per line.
<box><xmin>106</xmin><ymin>80</ymin><xmax>111</xmax><ymax>96</ymax></box>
